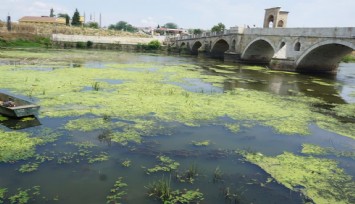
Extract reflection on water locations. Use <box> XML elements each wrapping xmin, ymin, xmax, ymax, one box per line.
<box><xmin>0</xmin><ymin>116</ymin><xmax>41</xmax><ymax>130</ymax></box>
<box><xmin>0</xmin><ymin>51</ymin><xmax>354</xmax><ymax>204</ymax></box>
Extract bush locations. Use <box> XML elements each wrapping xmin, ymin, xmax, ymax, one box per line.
<box><xmin>76</xmin><ymin>41</ymin><xmax>85</xmax><ymax>49</ymax></box>
<box><xmin>86</xmin><ymin>41</ymin><xmax>93</xmax><ymax>48</ymax></box>
<box><xmin>147</xmin><ymin>40</ymin><xmax>161</xmax><ymax>50</ymax></box>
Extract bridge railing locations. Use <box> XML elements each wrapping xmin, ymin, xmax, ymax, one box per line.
<box><xmin>167</xmin><ymin>28</ymin><xmax>241</xmax><ymax>41</ymax></box>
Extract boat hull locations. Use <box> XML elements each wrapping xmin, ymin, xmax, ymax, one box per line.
<box><xmin>0</xmin><ymin>93</ymin><xmax>40</xmax><ymax>118</ymax></box>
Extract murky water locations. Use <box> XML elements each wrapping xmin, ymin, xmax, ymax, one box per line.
<box><xmin>0</xmin><ymin>50</ymin><xmax>354</xmax><ymax>204</ymax></box>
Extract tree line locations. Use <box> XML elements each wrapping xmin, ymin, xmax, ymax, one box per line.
<box><xmin>49</xmin><ymin>8</ymin><xmax>226</xmax><ymax>34</ymax></box>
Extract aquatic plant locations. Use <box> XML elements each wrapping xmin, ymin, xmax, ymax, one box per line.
<box><xmin>88</xmin><ymin>152</ymin><xmax>109</xmax><ymax>164</ymax></box>
<box><xmin>302</xmin><ymin>144</ymin><xmax>355</xmax><ymax>159</ymax></box>
<box><xmin>18</xmin><ymin>162</ymin><xmax>40</xmax><ymax>173</ymax></box>
<box><xmin>106</xmin><ymin>177</ymin><xmax>128</xmax><ymax>204</ymax></box>
<box><xmin>146</xmin><ymin>156</ymin><xmax>180</xmax><ymax>174</ymax></box>
<box><xmin>8</xmin><ymin>186</ymin><xmax>40</xmax><ymax>204</ymax></box>
<box><xmin>213</xmin><ymin>166</ymin><xmax>223</xmax><ymax>183</ymax></box>
<box><xmin>92</xmin><ymin>81</ymin><xmax>101</xmax><ymax>91</ymax></box>
<box><xmin>176</xmin><ymin>162</ymin><xmax>199</xmax><ymax>184</ymax></box>
<box><xmin>146</xmin><ymin>176</ymin><xmax>204</xmax><ymax>203</ymax></box>
<box><xmin>1</xmin><ymin>49</ymin><xmax>355</xmax><ymax>143</ymax></box>
<box><xmin>243</xmin><ymin>151</ymin><xmax>355</xmax><ymax>204</ymax></box>
<box><xmin>0</xmin><ymin>188</ymin><xmax>7</xmax><ymax>203</ymax></box>
<box><xmin>0</xmin><ymin>130</ymin><xmax>42</xmax><ymax>163</ymax></box>
<box><xmin>121</xmin><ymin>160</ymin><xmax>131</xmax><ymax>168</ymax></box>
<box><xmin>192</xmin><ymin>140</ymin><xmax>210</xmax><ymax>147</ymax></box>
<box><xmin>332</xmin><ymin>103</ymin><xmax>355</xmax><ymax>119</ymax></box>
<box><xmin>221</xmin><ymin>186</ymin><xmax>243</xmax><ymax>204</ymax></box>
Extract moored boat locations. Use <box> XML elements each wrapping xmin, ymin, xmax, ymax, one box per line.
<box><xmin>0</xmin><ymin>92</ymin><xmax>40</xmax><ymax>118</ymax></box>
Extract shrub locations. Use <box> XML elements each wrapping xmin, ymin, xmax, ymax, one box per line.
<box><xmin>76</xmin><ymin>41</ymin><xmax>85</xmax><ymax>49</ymax></box>
<box><xmin>86</xmin><ymin>40</ymin><xmax>93</xmax><ymax>48</ymax></box>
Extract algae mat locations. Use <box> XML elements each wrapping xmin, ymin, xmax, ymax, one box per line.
<box><xmin>0</xmin><ymin>49</ymin><xmax>354</xmax><ymax>204</ymax></box>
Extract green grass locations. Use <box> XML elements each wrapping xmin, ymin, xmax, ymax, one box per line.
<box><xmin>342</xmin><ymin>54</ymin><xmax>355</xmax><ymax>63</ymax></box>
<box><xmin>0</xmin><ymin>37</ymin><xmax>51</xmax><ymax>48</ymax></box>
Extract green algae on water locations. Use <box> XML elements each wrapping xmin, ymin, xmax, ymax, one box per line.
<box><xmin>243</xmin><ymin>151</ymin><xmax>355</xmax><ymax>204</ymax></box>
<box><xmin>146</xmin><ymin>156</ymin><xmax>180</xmax><ymax>174</ymax></box>
<box><xmin>192</xmin><ymin>140</ymin><xmax>210</xmax><ymax>147</ymax></box>
<box><xmin>1</xmin><ymin>49</ymin><xmax>355</xmax><ymax>142</ymax></box>
<box><xmin>0</xmin><ymin>130</ymin><xmax>42</xmax><ymax>163</ymax></box>
<box><xmin>302</xmin><ymin>144</ymin><xmax>355</xmax><ymax>159</ymax></box>
<box><xmin>106</xmin><ymin>177</ymin><xmax>127</xmax><ymax>204</ymax></box>
<box><xmin>0</xmin><ymin>188</ymin><xmax>7</xmax><ymax>203</ymax></box>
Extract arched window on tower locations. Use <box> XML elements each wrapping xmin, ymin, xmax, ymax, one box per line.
<box><xmin>277</xmin><ymin>20</ymin><xmax>284</xmax><ymax>27</ymax></box>
<box><xmin>268</xmin><ymin>15</ymin><xmax>274</xmax><ymax>28</ymax></box>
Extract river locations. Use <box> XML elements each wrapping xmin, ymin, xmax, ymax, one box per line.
<box><xmin>0</xmin><ymin>49</ymin><xmax>354</xmax><ymax>204</ymax></box>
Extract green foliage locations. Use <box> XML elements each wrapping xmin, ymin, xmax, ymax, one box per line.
<box><xmin>164</xmin><ymin>22</ymin><xmax>178</xmax><ymax>29</ymax></box>
<box><xmin>76</xmin><ymin>41</ymin><xmax>85</xmax><ymax>49</ymax></box>
<box><xmin>137</xmin><ymin>40</ymin><xmax>161</xmax><ymax>51</ymax></box>
<box><xmin>87</xmin><ymin>40</ymin><xmax>94</xmax><ymax>48</ymax></box>
<box><xmin>342</xmin><ymin>54</ymin><xmax>355</xmax><ymax>63</ymax></box>
<box><xmin>58</xmin><ymin>13</ymin><xmax>70</xmax><ymax>25</ymax></box>
<box><xmin>108</xmin><ymin>21</ymin><xmax>137</xmax><ymax>32</ymax></box>
<box><xmin>71</xmin><ymin>8</ymin><xmax>81</xmax><ymax>26</ymax></box>
<box><xmin>106</xmin><ymin>177</ymin><xmax>128</xmax><ymax>204</ymax></box>
<box><xmin>50</xmin><ymin>8</ymin><xmax>55</xmax><ymax>17</ymax></box>
<box><xmin>85</xmin><ymin>22</ymin><xmax>99</xmax><ymax>29</ymax></box>
<box><xmin>0</xmin><ymin>37</ymin><xmax>51</xmax><ymax>48</ymax></box>
<box><xmin>193</xmin><ymin>29</ymin><xmax>203</xmax><ymax>35</ymax></box>
<box><xmin>211</xmin><ymin>22</ymin><xmax>226</xmax><ymax>33</ymax></box>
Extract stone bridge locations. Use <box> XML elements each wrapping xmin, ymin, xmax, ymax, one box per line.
<box><xmin>169</xmin><ymin>27</ymin><xmax>355</xmax><ymax>73</ymax></box>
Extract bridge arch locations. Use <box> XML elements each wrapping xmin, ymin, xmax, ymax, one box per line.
<box><xmin>191</xmin><ymin>41</ymin><xmax>202</xmax><ymax>55</ymax></box>
<box><xmin>210</xmin><ymin>39</ymin><xmax>230</xmax><ymax>59</ymax></box>
<box><xmin>296</xmin><ymin>40</ymin><xmax>355</xmax><ymax>72</ymax></box>
<box><xmin>241</xmin><ymin>37</ymin><xmax>276</xmax><ymax>63</ymax></box>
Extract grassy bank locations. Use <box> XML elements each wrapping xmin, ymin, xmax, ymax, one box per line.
<box><xmin>342</xmin><ymin>52</ymin><xmax>355</xmax><ymax>63</ymax></box>
<box><xmin>0</xmin><ymin>33</ymin><xmax>51</xmax><ymax>48</ymax></box>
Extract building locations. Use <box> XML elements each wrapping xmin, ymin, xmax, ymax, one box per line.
<box><xmin>263</xmin><ymin>7</ymin><xmax>289</xmax><ymax>28</ymax></box>
<box><xmin>18</xmin><ymin>16</ymin><xmax>66</xmax><ymax>25</ymax></box>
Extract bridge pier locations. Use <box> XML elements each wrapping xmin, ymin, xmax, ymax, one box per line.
<box><xmin>224</xmin><ymin>51</ymin><xmax>241</xmax><ymax>63</ymax></box>
<box><xmin>270</xmin><ymin>58</ymin><xmax>297</xmax><ymax>72</ymax></box>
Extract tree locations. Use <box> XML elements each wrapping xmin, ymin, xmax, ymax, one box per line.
<box><xmin>71</xmin><ymin>9</ymin><xmax>81</xmax><ymax>26</ymax></box>
<box><xmin>108</xmin><ymin>21</ymin><xmax>137</xmax><ymax>32</ymax></box>
<box><xmin>211</xmin><ymin>23</ymin><xmax>225</xmax><ymax>33</ymax></box>
<box><xmin>50</xmin><ymin>8</ymin><xmax>55</xmax><ymax>17</ymax></box>
<box><xmin>57</xmin><ymin>13</ymin><xmax>70</xmax><ymax>26</ymax></box>
<box><xmin>86</xmin><ymin>22</ymin><xmax>99</xmax><ymax>29</ymax></box>
<box><xmin>193</xmin><ymin>29</ymin><xmax>203</xmax><ymax>35</ymax></box>
<box><xmin>164</xmin><ymin>22</ymin><xmax>178</xmax><ymax>29</ymax></box>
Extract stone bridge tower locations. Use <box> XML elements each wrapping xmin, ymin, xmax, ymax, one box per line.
<box><xmin>263</xmin><ymin>7</ymin><xmax>289</xmax><ymax>28</ymax></box>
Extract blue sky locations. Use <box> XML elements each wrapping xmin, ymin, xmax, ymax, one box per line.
<box><xmin>1</xmin><ymin>0</ymin><xmax>355</xmax><ymax>29</ymax></box>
